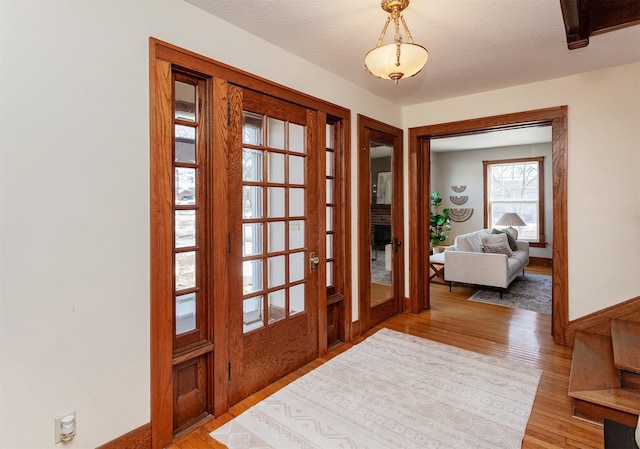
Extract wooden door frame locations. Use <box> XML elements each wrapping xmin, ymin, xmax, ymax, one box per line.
<box><xmin>357</xmin><ymin>114</ymin><xmax>405</xmax><ymax>331</ymax></box>
<box><xmin>149</xmin><ymin>38</ymin><xmax>352</xmax><ymax>449</ymax></box>
<box><xmin>408</xmin><ymin>106</ymin><xmax>569</xmax><ymax>345</ymax></box>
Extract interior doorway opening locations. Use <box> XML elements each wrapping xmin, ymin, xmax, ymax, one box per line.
<box><xmin>427</xmin><ymin>126</ymin><xmax>553</xmax><ymax>317</ymax></box>
<box><xmin>408</xmin><ymin>106</ymin><xmax>569</xmax><ymax>345</ymax></box>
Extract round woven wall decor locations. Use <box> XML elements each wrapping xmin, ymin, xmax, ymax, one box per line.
<box><xmin>449</xmin><ymin>195</ymin><xmax>468</xmax><ymax>205</ymax></box>
<box><xmin>449</xmin><ymin>208</ymin><xmax>474</xmax><ymax>222</ymax></box>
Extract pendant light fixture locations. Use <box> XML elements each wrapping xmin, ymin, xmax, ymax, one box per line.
<box><xmin>365</xmin><ymin>0</ymin><xmax>429</xmax><ymax>84</ymax></box>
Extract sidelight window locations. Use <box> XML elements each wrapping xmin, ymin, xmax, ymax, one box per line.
<box><xmin>172</xmin><ymin>74</ymin><xmax>208</xmax><ymax>349</ymax></box>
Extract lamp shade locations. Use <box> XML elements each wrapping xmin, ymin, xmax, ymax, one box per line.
<box><xmin>495</xmin><ymin>212</ymin><xmax>526</xmax><ymax>227</ymax></box>
<box><xmin>496</xmin><ymin>212</ymin><xmax>526</xmax><ymax>240</ymax></box>
<box><xmin>365</xmin><ymin>42</ymin><xmax>429</xmax><ymax>82</ymax></box>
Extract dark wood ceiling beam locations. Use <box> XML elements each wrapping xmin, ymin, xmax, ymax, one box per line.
<box><xmin>559</xmin><ymin>0</ymin><xmax>640</xmax><ymax>50</ymax></box>
<box><xmin>560</xmin><ymin>0</ymin><xmax>588</xmax><ymax>49</ymax></box>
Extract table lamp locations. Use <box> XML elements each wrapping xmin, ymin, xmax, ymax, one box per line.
<box><xmin>496</xmin><ymin>212</ymin><xmax>526</xmax><ymax>239</ymax></box>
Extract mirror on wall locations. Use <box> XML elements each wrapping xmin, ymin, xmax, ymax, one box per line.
<box><xmin>358</xmin><ymin>116</ymin><xmax>403</xmax><ymax>329</ymax></box>
<box><xmin>369</xmin><ymin>141</ymin><xmax>393</xmax><ymax>308</ymax></box>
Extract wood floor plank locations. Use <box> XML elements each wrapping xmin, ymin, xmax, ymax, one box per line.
<box><xmin>172</xmin><ymin>267</ymin><xmax>605</xmax><ymax>449</ymax></box>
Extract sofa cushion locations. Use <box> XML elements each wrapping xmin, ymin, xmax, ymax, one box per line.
<box><xmin>492</xmin><ymin>228</ymin><xmax>518</xmax><ymax>251</ymax></box>
<box><xmin>507</xmin><ymin>254</ymin><xmax>524</xmax><ymax>276</ymax></box>
<box><xmin>455</xmin><ymin>230</ymin><xmax>489</xmax><ymax>253</ymax></box>
<box><xmin>482</xmin><ymin>233</ymin><xmax>509</xmax><ymax>247</ymax></box>
<box><xmin>481</xmin><ymin>242</ymin><xmax>513</xmax><ymax>257</ymax></box>
<box><xmin>510</xmin><ymin>249</ymin><xmax>529</xmax><ymax>265</ymax></box>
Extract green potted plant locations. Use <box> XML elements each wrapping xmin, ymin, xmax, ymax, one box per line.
<box><xmin>429</xmin><ymin>191</ymin><xmax>451</xmax><ymax>248</ymax></box>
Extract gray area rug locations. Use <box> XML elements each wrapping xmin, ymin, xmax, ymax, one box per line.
<box><xmin>469</xmin><ymin>274</ymin><xmax>552</xmax><ymax>314</ymax></box>
<box><xmin>371</xmin><ymin>257</ymin><xmax>391</xmax><ymax>285</ymax></box>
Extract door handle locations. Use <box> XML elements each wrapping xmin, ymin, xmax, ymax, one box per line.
<box><xmin>310</xmin><ymin>252</ymin><xmax>320</xmax><ymax>273</ymax></box>
<box><xmin>394</xmin><ymin>238</ymin><xmax>402</xmax><ymax>253</ymax></box>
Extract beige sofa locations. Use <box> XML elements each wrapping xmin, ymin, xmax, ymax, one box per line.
<box><xmin>443</xmin><ymin>229</ymin><xmax>529</xmax><ymax>292</ymax></box>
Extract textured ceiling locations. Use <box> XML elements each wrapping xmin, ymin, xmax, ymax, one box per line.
<box><xmin>431</xmin><ymin>126</ymin><xmax>552</xmax><ymax>152</ymax></box>
<box><xmin>186</xmin><ymin>0</ymin><xmax>640</xmax><ymax>106</ymax></box>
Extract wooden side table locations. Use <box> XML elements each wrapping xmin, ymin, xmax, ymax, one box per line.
<box><xmin>429</xmin><ymin>252</ymin><xmax>447</xmax><ymax>284</ymax></box>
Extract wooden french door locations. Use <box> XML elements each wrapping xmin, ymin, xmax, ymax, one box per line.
<box><xmin>151</xmin><ymin>38</ymin><xmax>350</xmax><ymax>449</ymax></box>
<box><xmin>227</xmin><ymin>88</ymin><xmax>320</xmax><ymax>403</ymax></box>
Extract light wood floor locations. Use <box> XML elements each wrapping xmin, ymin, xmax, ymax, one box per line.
<box><xmin>172</xmin><ymin>266</ymin><xmax>604</xmax><ymax>449</ymax></box>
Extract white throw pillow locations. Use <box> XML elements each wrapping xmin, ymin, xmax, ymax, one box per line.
<box><xmin>482</xmin><ymin>233</ymin><xmax>509</xmax><ymax>247</ymax></box>
<box><xmin>469</xmin><ymin>233</ymin><xmax>484</xmax><ymax>252</ymax></box>
<box><xmin>481</xmin><ymin>242</ymin><xmax>513</xmax><ymax>257</ymax></box>
<box><xmin>455</xmin><ymin>230</ymin><xmax>493</xmax><ymax>253</ymax></box>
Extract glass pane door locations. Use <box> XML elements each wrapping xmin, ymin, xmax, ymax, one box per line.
<box><xmin>241</xmin><ymin>113</ymin><xmax>308</xmax><ymax>333</ymax></box>
<box><xmin>232</xmin><ymin>89</ymin><xmax>319</xmax><ymax>400</ymax></box>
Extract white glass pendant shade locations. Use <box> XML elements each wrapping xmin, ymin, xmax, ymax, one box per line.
<box><xmin>365</xmin><ymin>42</ymin><xmax>429</xmax><ymax>82</ymax></box>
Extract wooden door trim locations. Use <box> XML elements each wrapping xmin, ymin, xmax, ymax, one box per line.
<box><xmin>149</xmin><ymin>50</ymin><xmax>174</xmax><ymax>449</ymax></box>
<box><xmin>151</xmin><ymin>39</ymin><xmax>349</xmax><ymax>119</ymax></box>
<box><xmin>408</xmin><ymin>106</ymin><xmax>569</xmax><ymax>345</ymax></box>
<box><xmin>211</xmin><ymin>79</ymin><xmax>234</xmax><ymax>415</ymax></box>
<box><xmin>357</xmin><ymin>114</ymin><xmax>404</xmax><ymax>331</ymax></box>
<box><xmin>150</xmin><ymin>38</ymin><xmax>352</xmax><ymax>448</ymax></box>
<box><xmin>317</xmin><ymin>112</ymin><xmax>328</xmax><ymax>354</ymax></box>
<box><xmin>357</xmin><ymin>124</ymin><xmax>372</xmax><ymax>328</ymax></box>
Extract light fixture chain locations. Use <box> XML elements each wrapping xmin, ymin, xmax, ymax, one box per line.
<box><xmin>393</xmin><ymin>10</ymin><xmax>402</xmax><ymax>45</ymax></box>
<box><xmin>400</xmin><ymin>14</ymin><xmax>415</xmax><ymax>44</ymax></box>
<box><xmin>376</xmin><ymin>16</ymin><xmax>392</xmax><ymax>47</ymax></box>
<box><xmin>393</xmin><ymin>9</ymin><xmax>403</xmax><ymax>68</ymax></box>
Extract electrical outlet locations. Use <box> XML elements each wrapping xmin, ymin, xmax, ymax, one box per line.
<box><xmin>54</xmin><ymin>411</ymin><xmax>76</xmax><ymax>444</ymax></box>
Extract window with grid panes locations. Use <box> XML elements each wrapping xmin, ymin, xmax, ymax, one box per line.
<box><xmin>173</xmin><ymin>74</ymin><xmax>208</xmax><ymax>349</ymax></box>
<box><xmin>485</xmin><ymin>157</ymin><xmax>544</xmax><ymax>242</ymax></box>
<box><xmin>241</xmin><ymin>111</ymin><xmax>308</xmax><ymax>333</ymax></box>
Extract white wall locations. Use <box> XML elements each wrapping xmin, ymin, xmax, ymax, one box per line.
<box><xmin>2</xmin><ymin>1</ymin><xmax>638</xmax><ymax>447</ymax></box>
<box><xmin>0</xmin><ymin>1</ymin><xmax>400</xmax><ymax>447</ymax></box>
<box><xmin>404</xmin><ymin>61</ymin><xmax>640</xmax><ymax>320</ymax></box>
<box><xmin>431</xmin><ymin>143</ymin><xmax>553</xmax><ymax>259</ymax></box>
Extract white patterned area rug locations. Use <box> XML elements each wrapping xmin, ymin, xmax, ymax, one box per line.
<box><xmin>468</xmin><ymin>274</ymin><xmax>552</xmax><ymax>314</ymax></box>
<box><xmin>210</xmin><ymin>328</ymin><xmax>542</xmax><ymax>449</ymax></box>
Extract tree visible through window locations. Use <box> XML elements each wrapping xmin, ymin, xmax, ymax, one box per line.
<box><xmin>484</xmin><ymin>157</ymin><xmax>545</xmax><ymax>243</ymax></box>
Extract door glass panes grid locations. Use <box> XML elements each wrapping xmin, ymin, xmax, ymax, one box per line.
<box><xmin>325</xmin><ymin>123</ymin><xmax>336</xmax><ymax>291</ymax></box>
<box><xmin>242</xmin><ymin>111</ymin><xmax>307</xmax><ymax>333</ymax></box>
<box><xmin>487</xmin><ymin>160</ymin><xmax>539</xmax><ymax>240</ymax></box>
<box><xmin>174</xmin><ymin>78</ymin><xmax>200</xmax><ymax>338</ymax></box>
